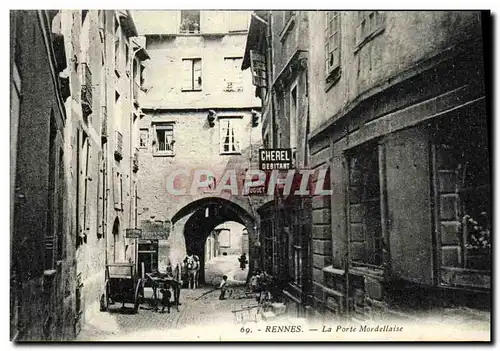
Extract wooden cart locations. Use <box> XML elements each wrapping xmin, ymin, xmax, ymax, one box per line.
<box><xmin>102</xmin><ymin>263</ymin><xmax>143</xmax><ymax>313</ymax></box>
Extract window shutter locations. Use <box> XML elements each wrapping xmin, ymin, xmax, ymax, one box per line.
<box><xmin>385</xmin><ymin>129</ymin><xmax>433</xmax><ymax>285</ymax></box>
<box><xmin>193</xmin><ymin>59</ymin><xmax>202</xmax><ymax>90</ymax></box>
<box><xmin>250</xmin><ymin>51</ymin><xmax>266</xmax><ymax>88</ymax></box>
<box><xmin>182</xmin><ymin>59</ymin><xmax>192</xmax><ymax>90</ymax></box>
<box><xmin>113</xmin><ymin>167</ymin><xmax>121</xmax><ymax>210</ymax></box>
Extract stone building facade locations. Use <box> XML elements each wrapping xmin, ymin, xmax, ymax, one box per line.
<box><xmin>133</xmin><ymin>10</ymin><xmax>265</xmax><ymax>282</ymax></box>
<box><xmin>58</xmin><ymin>9</ymin><xmax>149</xmax><ymax>334</ymax></box>
<box><xmin>10</xmin><ymin>10</ymin><xmax>147</xmax><ymax>340</ymax></box>
<box><xmin>10</xmin><ymin>10</ymin><xmax>71</xmax><ymax>341</ymax></box>
<box><xmin>243</xmin><ymin>11</ymin><xmax>490</xmax><ymax>320</ymax></box>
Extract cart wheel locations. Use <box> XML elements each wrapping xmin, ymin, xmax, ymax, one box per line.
<box><xmin>133</xmin><ymin>279</ymin><xmax>142</xmax><ymax>314</ymax></box>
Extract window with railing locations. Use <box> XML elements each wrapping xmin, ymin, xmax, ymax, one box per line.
<box><xmin>180</xmin><ymin>10</ymin><xmax>200</xmax><ymax>33</ymax></box>
<box><xmin>153</xmin><ymin>123</ymin><xmax>175</xmax><ymax>156</ymax></box>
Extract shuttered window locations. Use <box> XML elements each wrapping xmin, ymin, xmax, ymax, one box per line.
<box><xmin>181</xmin><ymin>58</ymin><xmax>202</xmax><ymax>91</ymax></box>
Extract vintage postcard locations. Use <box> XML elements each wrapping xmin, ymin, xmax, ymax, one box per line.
<box><xmin>10</xmin><ymin>10</ymin><xmax>491</xmax><ymax>342</ymax></box>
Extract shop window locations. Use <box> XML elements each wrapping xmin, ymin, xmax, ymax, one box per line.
<box><xmin>153</xmin><ymin>123</ymin><xmax>175</xmax><ymax>156</ymax></box>
<box><xmin>180</xmin><ymin>10</ymin><xmax>200</xmax><ymax>33</ymax></box>
<box><xmin>219</xmin><ymin>117</ymin><xmax>242</xmax><ymax>154</ymax></box>
<box><xmin>348</xmin><ymin>143</ymin><xmax>383</xmax><ymax>268</ymax></box>
<box><xmin>434</xmin><ymin>111</ymin><xmax>491</xmax><ymax>272</ymax></box>
<box><xmin>181</xmin><ymin>58</ymin><xmax>202</xmax><ymax>91</ymax></box>
<box><xmin>355</xmin><ymin>11</ymin><xmax>385</xmax><ymax>51</ymax></box>
<box><xmin>325</xmin><ymin>11</ymin><xmax>341</xmax><ymax>86</ymax></box>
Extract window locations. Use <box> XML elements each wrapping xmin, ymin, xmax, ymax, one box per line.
<box><xmin>139</xmin><ymin>129</ymin><xmax>149</xmax><ymax>148</ymax></box>
<box><xmin>224</xmin><ymin>57</ymin><xmax>243</xmax><ymax>92</ymax></box>
<box><xmin>355</xmin><ymin>11</ymin><xmax>385</xmax><ymax>50</ymax></box>
<box><xmin>348</xmin><ymin>143</ymin><xmax>383</xmax><ymax>268</ymax></box>
<box><xmin>219</xmin><ymin>118</ymin><xmax>242</xmax><ymax>154</ymax></box>
<box><xmin>325</xmin><ymin>11</ymin><xmax>341</xmax><ymax>84</ymax></box>
<box><xmin>154</xmin><ymin>124</ymin><xmax>175</xmax><ymax>156</ymax></box>
<box><xmin>434</xmin><ymin>109</ymin><xmax>491</xmax><ymax>273</ymax></box>
<box><xmin>288</xmin><ymin>207</ymin><xmax>305</xmax><ymax>287</ymax></box>
<box><xmin>180</xmin><ymin>10</ymin><xmax>200</xmax><ymax>33</ymax></box>
<box><xmin>182</xmin><ymin>58</ymin><xmax>202</xmax><ymax>91</ymax></box>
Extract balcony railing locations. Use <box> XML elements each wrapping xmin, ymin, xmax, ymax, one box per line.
<box><xmin>114</xmin><ymin>131</ymin><xmax>123</xmax><ymax>161</ymax></box>
<box><xmin>133</xmin><ymin>148</ymin><xmax>139</xmax><ymax>172</ymax></box>
<box><xmin>101</xmin><ymin>106</ymin><xmax>108</xmax><ymax>142</ymax></box>
<box><xmin>81</xmin><ymin>63</ymin><xmax>92</xmax><ymax>119</ymax></box>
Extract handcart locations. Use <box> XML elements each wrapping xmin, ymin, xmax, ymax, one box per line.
<box><xmin>102</xmin><ymin>263</ymin><xmax>144</xmax><ymax>313</ymax></box>
<box><xmin>145</xmin><ymin>271</ymin><xmax>181</xmax><ymax>312</ymax></box>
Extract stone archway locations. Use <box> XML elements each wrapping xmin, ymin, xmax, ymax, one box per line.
<box><xmin>171</xmin><ymin>197</ymin><xmax>256</xmax><ymax>285</ymax></box>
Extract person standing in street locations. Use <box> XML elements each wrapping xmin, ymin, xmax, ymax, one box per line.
<box><xmin>238</xmin><ymin>253</ymin><xmax>248</xmax><ymax>270</ymax></box>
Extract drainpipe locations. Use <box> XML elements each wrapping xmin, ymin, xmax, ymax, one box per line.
<box><xmin>129</xmin><ymin>43</ymin><xmax>144</xmax><ymax>265</ymax></box>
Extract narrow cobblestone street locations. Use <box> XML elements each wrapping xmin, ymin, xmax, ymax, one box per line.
<box><xmin>77</xmin><ymin>285</ymin><xmax>261</xmax><ymax>341</ymax></box>
<box><xmin>77</xmin><ymin>255</ymin><xmax>253</xmax><ymax>341</ymax></box>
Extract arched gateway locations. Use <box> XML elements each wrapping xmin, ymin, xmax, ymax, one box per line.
<box><xmin>171</xmin><ymin>197</ymin><xmax>257</xmax><ymax>285</ymax></box>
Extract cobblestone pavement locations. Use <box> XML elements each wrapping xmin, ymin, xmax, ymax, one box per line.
<box><xmin>76</xmin><ymin>285</ymin><xmax>257</xmax><ymax>341</ymax></box>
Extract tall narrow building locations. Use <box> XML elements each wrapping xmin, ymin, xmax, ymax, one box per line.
<box><xmin>133</xmin><ymin>10</ymin><xmax>265</xmax><ymax>283</ymax></box>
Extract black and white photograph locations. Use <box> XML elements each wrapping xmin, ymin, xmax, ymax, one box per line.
<box><xmin>8</xmin><ymin>9</ymin><xmax>492</xmax><ymax>342</ymax></box>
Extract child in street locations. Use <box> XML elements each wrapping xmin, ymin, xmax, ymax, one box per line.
<box><xmin>159</xmin><ymin>287</ymin><xmax>172</xmax><ymax>313</ymax></box>
<box><xmin>219</xmin><ymin>275</ymin><xmax>233</xmax><ymax>300</ymax></box>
